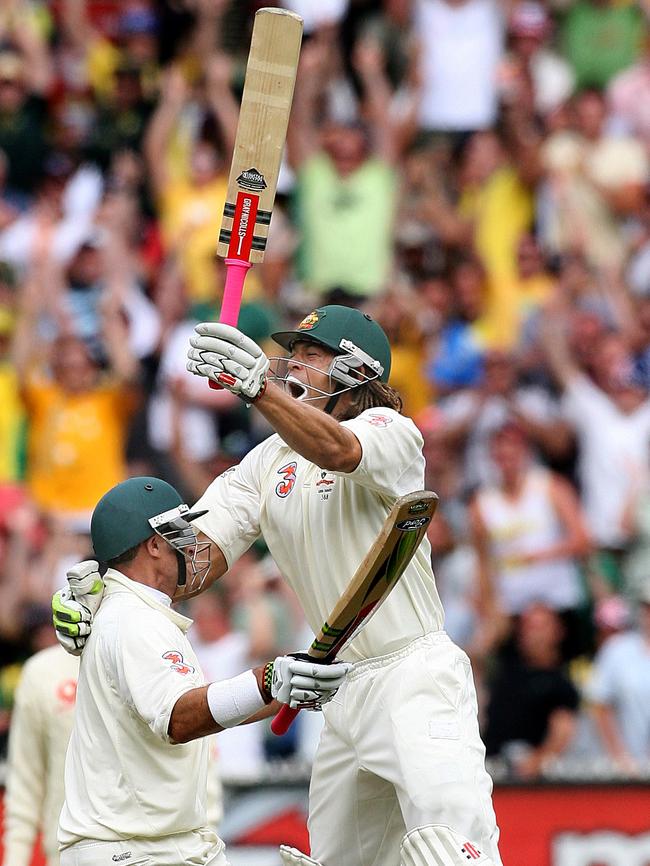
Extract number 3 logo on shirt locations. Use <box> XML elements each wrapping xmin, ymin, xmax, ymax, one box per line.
<box><xmin>276</xmin><ymin>462</ymin><xmax>297</xmax><ymax>498</ymax></box>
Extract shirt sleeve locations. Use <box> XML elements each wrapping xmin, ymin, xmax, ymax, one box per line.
<box><xmin>108</xmin><ymin>611</ymin><xmax>204</xmax><ymax>744</ymax></box>
<box><xmin>561</xmin><ymin>374</ymin><xmax>606</xmax><ymax>427</ymax></box>
<box><xmin>191</xmin><ymin>446</ymin><xmax>264</xmax><ymax>568</ymax></box>
<box><xmin>4</xmin><ymin>662</ymin><xmax>47</xmax><ymax>866</ymax></box>
<box><xmin>586</xmin><ymin>640</ymin><xmax>620</xmax><ymax>705</ymax></box>
<box><xmin>338</xmin><ymin>409</ymin><xmax>426</xmax><ymax>496</ymax></box>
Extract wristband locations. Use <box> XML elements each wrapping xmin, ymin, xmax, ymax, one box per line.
<box><xmin>262</xmin><ymin>660</ymin><xmax>274</xmax><ymax>702</ymax></box>
<box><xmin>206</xmin><ymin>670</ymin><xmax>265</xmax><ymax>729</ymax></box>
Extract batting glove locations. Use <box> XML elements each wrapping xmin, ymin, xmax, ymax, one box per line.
<box><xmin>271</xmin><ymin>655</ymin><xmax>352</xmax><ymax>710</ymax></box>
<box><xmin>52</xmin><ymin>560</ymin><xmax>105</xmax><ymax>656</ymax></box>
<box><xmin>52</xmin><ymin>588</ymin><xmax>93</xmax><ymax>656</ymax></box>
<box><xmin>187</xmin><ymin>322</ymin><xmax>269</xmax><ymax>402</ymax></box>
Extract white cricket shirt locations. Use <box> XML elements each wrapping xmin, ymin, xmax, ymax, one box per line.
<box><xmin>193</xmin><ymin>408</ymin><xmax>445</xmax><ymax>661</ymax></box>
<box><xmin>5</xmin><ymin>645</ymin><xmax>78</xmax><ymax>866</ymax></box>
<box><xmin>58</xmin><ymin>569</ymin><xmax>208</xmax><ymax>849</ymax></box>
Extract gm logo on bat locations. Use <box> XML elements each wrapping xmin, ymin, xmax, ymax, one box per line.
<box><xmin>396</xmin><ymin>516</ymin><xmax>430</xmax><ymax>531</ymax></box>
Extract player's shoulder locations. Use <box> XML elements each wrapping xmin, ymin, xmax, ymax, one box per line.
<box><xmin>346</xmin><ymin>408</ymin><xmax>421</xmax><ymax>436</ymax></box>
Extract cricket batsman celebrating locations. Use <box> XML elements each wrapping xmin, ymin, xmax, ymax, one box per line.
<box><xmin>56</xmin><ymin>305</ymin><xmax>503</xmax><ymax>866</ymax></box>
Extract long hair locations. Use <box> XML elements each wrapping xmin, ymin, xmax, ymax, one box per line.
<box><xmin>336</xmin><ymin>379</ymin><xmax>403</xmax><ymax>421</ymax></box>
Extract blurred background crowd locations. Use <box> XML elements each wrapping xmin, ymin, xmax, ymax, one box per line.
<box><xmin>0</xmin><ymin>0</ymin><xmax>650</xmax><ymax>789</ymax></box>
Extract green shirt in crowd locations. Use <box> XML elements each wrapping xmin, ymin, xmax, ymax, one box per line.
<box><xmin>561</xmin><ymin>0</ymin><xmax>644</xmax><ymax>89</ymax></box>
<box><xmin>296</xmin><ymin>153</ymin><xmax>396</xmax><ymax>298</ymax></box>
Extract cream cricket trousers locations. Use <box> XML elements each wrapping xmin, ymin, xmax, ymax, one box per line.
<box><xmin>59</xmin><ymin>827</ymin><xmax>228</xmax><ymax>866</ymax></box>
<box><xmin>308</xmin><ymin>632</ymin><xmax>503</xmax><ymax>866</ymax></box>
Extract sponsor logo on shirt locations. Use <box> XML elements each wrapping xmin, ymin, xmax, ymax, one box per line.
<box><xmin>162</xmin><ymin>651</ymin><xmax>195</xmax><ymax>676</ymax></box>
<box><xmin>111</xmin><ymin>854</ymin><xmax>132</xmax><ymax>863</ymax></box>
<box><xmin>316</xmin><ymin>470</ymin><xmax>336</xmax><ymax>501</ymax></box>
<box><xmin>56</xmin><ymin>678</ymin><xmax>77</xmax><ymax>708</ymax></box>
<box><xmin>363</xmin><ymin>413</ymin><xmax>392</xmax><ymax>427</ymax></box>
<box><xmin>275</xmin><ymin>461</ymin><xmax>297</xmax><ymax>498</ymax></box>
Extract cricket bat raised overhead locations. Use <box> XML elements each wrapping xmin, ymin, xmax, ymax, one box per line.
<box><xmin>271</xmin><ymin>490</ymin><xmax>439</xmax><ymax>735</ymax></box>
<box><xmin>210</xmin><ymin>7</ymin><xmax>303</xmax><ymax>390</ymax></box>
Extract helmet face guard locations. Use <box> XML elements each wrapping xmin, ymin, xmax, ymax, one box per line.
<box><xmin>148</xmin><ymin>504</ymin><xmax>211</xmax><ymax>591</ymax></box>
<box><xmin>269</xmin><ymin>337</ymin><xmax>384</xmax><ymax>405</ymax></box>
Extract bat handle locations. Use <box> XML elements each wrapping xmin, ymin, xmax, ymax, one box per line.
<box><xmin>271</xmin><ymin>704</ymin><xmax>300</xmax><ymax>735</ymax></box>
<box><xmin>209</xmin><ymin>258</ymin><xmax>253</xmax><ymax>390</ymax></box>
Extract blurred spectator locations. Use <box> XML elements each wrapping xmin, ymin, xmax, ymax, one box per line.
<box><xmin>0</xmin><ymin>21</ymin><xmax>53</xmax><ymax>196</ymax></box>
<box><xmin>438</xmin><ymin>345</ymin><xmax>572</xmax><ymax>490</ymax></box>
<box><xmin>456</xmin><ymin>129</ymin><xmax>534</xmax><ymax>284</ymax></box>
<box><xmin>469</xmin><ymin>423</ymin><xmax>589</xmax><ymax>624</ymax></box>
<box><xmin>414</xmin><ymin>0</ymin><xmax>503</xmax><ymax>132</ymax></box>
<box><xmin>190</xmin><ymin>575</ymin><xmax>276</xmax><ymax>780</ymax></box>
<box><xmin>560</xmin><ymin>0</ymin><xmax>644</xmax><ymax>89</ymax></box>
<box><xmin>12</xmin><ymin>262</ymin><xmax>140</xmax><ymax>525</ymax></box>
<box><xmin>60</xmin><ymin>0</ymin><xmax>160</xmax><ymax>103</ymax></box>
<box><xmin>587</xmin><ymin>581</ymin><xmax>650</xmax><ymax>773</ymax></box>
<box><xmin>608</xmin><ymin>34</ymin><xmax>650</xmax><ymax>149</ymax></box>
<box><xmin>541</xmin><ymin>89</ymin><xmax>648</xmax><ymax>270</ymax></box>
<box><xmin>145</xmin><ymin>60</ymin><xmax>238</xmax><ymax>303</ymax></box>
<box><xmin>543</xmin><ymin>303</ymin><xmax>650</xmax><ymax>578</ymax></box>
<box><xmin>498</xmin><ymin>2</ymin><xmax>575</xmax><ymax>116</ymax></box>
<box><xmin>288</xmin><ymin>32</ymin><xmax>405</xmax><ymax>298</ymax></box>
<box><xmin>2</xmin><ymin>643</ymin><xmax>78</xmax><ymax>866</ymax></box>
<box><xmin>484</xmin><ymin>603</ymin><xmax>580</xmax><ymax>778</ymax></box>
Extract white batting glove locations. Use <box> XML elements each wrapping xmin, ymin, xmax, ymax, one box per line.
<box><xmin>187</xmin><ymin>322</ymin><xmax>269</xmax><ymax>402</ymax></box>
<box><xmin>67</xmin><ymin>560</ymin><xmax>105</xmax><ymax>616</ymax></box>
<box><xmin>271</xmin><ymin>656</ymin><xmax>352</xmax><ymax>710</ymax></box>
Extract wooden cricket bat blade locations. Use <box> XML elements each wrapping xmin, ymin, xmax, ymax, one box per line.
<box><xmin>271</xmin><ymin>491</ymin><xmax>438</xmax><ymax>735</ymax></box>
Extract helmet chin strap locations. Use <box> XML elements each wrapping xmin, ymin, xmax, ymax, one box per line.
<box><xmin>324</xmin><ymin>381</ymin><xmax>345</xmax><ymax>415</ymax></box>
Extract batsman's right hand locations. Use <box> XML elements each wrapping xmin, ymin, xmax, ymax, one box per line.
<box><xmin>52</xmin><ymin>560</ymin><xmax>104</xmax><ymax>656</ymax></box>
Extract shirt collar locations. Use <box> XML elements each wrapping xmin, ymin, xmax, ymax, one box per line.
<box><xmin>103</xmin><ymin>568</ymin><xmax>193</xmax><ymax>633</ymax></box>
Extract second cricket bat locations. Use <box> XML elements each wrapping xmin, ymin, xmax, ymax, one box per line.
<box><xmin>217</xmin><ymin>7</ymin><xmax>302</xmax><ymax>326</ymax></box>
<box><xmin>271</xmin><ymin>490</ymin><xmax>439</xmax><ymax>735</ymax></box>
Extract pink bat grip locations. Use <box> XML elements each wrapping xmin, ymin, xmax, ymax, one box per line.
<box><xmin>271</xmin><ymin>704</ymin><xmax>299</xmax><ymax>735</ymax></box>
<box><xmin>208</xmin><ymin>258</ymin><xmax>253</xmax><ymax>389</ymax></box>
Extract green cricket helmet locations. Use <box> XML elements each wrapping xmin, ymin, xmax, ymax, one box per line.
<box><xmin>271</xmin><ymin>305</ymin><xmax>391</xmax><ymax>398</ymax></box>
<box><xmin>91</xmin><ymin>477</ymin><xmax>210</xmax><ymax>588</ymax></box>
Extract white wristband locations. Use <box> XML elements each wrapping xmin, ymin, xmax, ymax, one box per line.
<box><xmin>206</xmin><ymin>670</ymin><xmax>265</xmax><ymax>729</ymax></box>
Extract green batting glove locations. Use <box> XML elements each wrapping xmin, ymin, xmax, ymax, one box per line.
<box><xmin>52</xmin><ymin>588</ymin><xmax>93</xmax><ymax>656</ymax></box>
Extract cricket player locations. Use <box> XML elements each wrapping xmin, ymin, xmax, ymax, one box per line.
<box><xmin>55</xmin><ymin>306</ymin><xmax>503</xmax><ymax>866</ymax></box>
<box><xmin>3</xmin><ymin>645</ymin><xmax>78</xmax><ymax>866</ymax></box>
<box><xmin>53</xmin><ymin>476</ymin><xmax>350</xmax><ymax>866</ymax></box>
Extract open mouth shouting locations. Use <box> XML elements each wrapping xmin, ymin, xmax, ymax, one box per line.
<box><xmin>286</xmin><ymin>375</ymin><xmax>309</xmax><ymax>401</ymax></box>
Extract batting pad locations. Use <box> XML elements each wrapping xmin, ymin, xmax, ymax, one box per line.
<box><xmin>401</xmin><ymin>825</ymin><xmax>496</xmax><ymax>866</ymax></box>
<box><xmin>279</xmin><ymin>845</ymin><xmax>323</xmax><ymax>865</ymax></box>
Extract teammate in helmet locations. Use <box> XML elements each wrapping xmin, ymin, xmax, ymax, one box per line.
<box><xmin>52</xmin><ymin>476</ymin><xmax>350</xmax><ymax>866</ymax></box>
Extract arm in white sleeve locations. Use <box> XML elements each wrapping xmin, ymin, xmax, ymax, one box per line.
<box><xmin>338</xmin><ymin>409</ymin><xmax>426</xmax><ymax>497</ymax></box>
<box><xmin>191</xmin><ymin>444</ymin><xmax>264</xmax><ymax>568</ymax></box>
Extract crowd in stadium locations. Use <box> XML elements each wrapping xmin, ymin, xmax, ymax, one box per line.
<box><xmin>0</xmin><ymin>0</ymin><xmax>650</xmax><ymax>785</ymax></box>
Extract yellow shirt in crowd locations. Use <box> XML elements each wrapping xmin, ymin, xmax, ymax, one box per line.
<box><xmin>460</xmin><ymin>166</ymin><xmax>533</xmax><ymax>283</ymax></box>
<box><xmin>23</xmin><ymin>375</ymin><xmax>136</xmax><ymax>518</ymax></box>
<box><xmin>160</xmin><ymin>176</ymin><xmax>228</xmax><ymax>303</ymax></box>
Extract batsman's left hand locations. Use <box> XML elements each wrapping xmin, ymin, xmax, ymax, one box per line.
<box><xmin>187</xmin><ymin>323</ymin><xmax>269</xmax><ymax>402</ymax></box>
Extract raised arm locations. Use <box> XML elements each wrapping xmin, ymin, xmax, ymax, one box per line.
<box><xmin>286</xmin><ymin>37</ymin><xmax>329</xmax><ymax>169</ymax></box>
<box><xmin>144</xmin><ymin>67</ymin><xmax>190</xmax><ymax>201</ymax></box>
<box><xmin>352</xmin><ymin>36</ymin><xmax>400</xmax><ymax>164</ymax></box>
